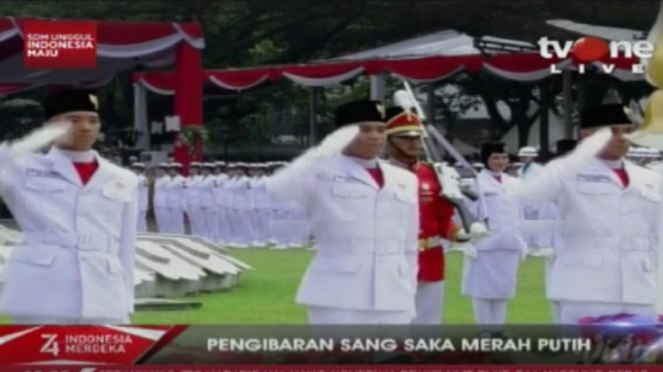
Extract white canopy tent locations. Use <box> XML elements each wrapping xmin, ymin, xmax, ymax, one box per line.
<box><xmin>335</xmin><ymin>30</ymin><xmax>536</xmax><ymax>60</ymax></box>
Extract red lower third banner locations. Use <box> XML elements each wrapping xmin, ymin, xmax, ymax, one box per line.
<box><xmin>0</xmin><ymin>366</ymin><xmax>657</xmax><ymax>372</ymax></box>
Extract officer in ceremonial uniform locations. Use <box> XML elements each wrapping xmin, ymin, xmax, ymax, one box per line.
<box><xmin>185</xmin><ymin>162</ymin><xmax>205</xmax><ymax>237</ymax></box>
<box><xmin>0</xmin><ymin>89</ymin><xmax>138</xmax><ymax>324</ymax></box>
<box><xmin>383</xmin><ymin>106</ymin><xmax>472</xmax><ymax>325</ymax></box>
<box><xmin>516</xmin><ymin>104</ymin><xmax>661</xmax><ymax>324</ymax></box>
<box><xmin>165</xmin><ymin>163</ymin><xmax>187</xmax><ymax>234</ymax></box>
<box><xmin>267</xmin><ymin>100</ymin><xmax>419</xmax><ymax>325</ymax></box>
<box><xmin>153</xmin><ymin>163</ymin><xmax>170</xmax><ymax>233</ymax></box>
<box><xmin>130</xmin><ymin>162</ymin><xmax>149</xmax><ymax>232</ymax></box>
<box><xmin>516</xmin><ymin>147</ymin><xmax>542</xmax><ymax>179</ymax></box>
<box><xmin>462</xmin><ymin>142</ymin><xmax>527</xmax><ymax>329</ymax></box>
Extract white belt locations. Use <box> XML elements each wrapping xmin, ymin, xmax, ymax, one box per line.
<box><xmin>21</xmin><ymin>232</ymin><xmax>118</xmax><ymax>253</ymax></box>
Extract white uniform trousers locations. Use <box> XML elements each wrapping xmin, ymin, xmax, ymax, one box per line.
<box><xmin>168</xmin><ymin>208</ymin><xmax>185</xmax><ymax>234</ymax></box>
<box><xmin>543</xmin><ymin>257</ymin><xmax>561</xmax><ymax>324</ymax></box>
<box><xmin>248</xmin><ymin>209</ymin><xmax>263</xmax><ymax>246</ymax></box>
<box><xmin>550</xmin><ymin>301</ymin><xmax>561</xmax><ymax>324</ymax></box>
<box><xmin>216</xmin><ymin>207</ymin><xmax>229</xmax><ymax>243</ymax></box>
<box><xmin>200</xmin><ymin>207</ymin><xmax>213</xmax><ymax>241</ymax></box>
<box><xmin>13</xmin><ymin>316</ymin><xmax>129</xmax><ymax>324</ymax></box>
<box><xmin>188</xmin><ymin>206</ymin><xmax>205</xmax><ymax>237</ymax></box>
<box><xmin>558</xmin><ymin>301</ymin><xmax>655</xmax><ymax>324</ymax></box>
<box><xmin>137</xmin><ymin>210</ymin><xmax>148</xmax><ymax>232</ymax></box>
<box><xmin>155</xmin><ymin>207</ymin><xmax>169</xmax><ymax>233</ymax></box>
<box><xmin>472</xmin><ymin>298</ymin><xmax>508</xmax><ymax>326</ymax></box>
<box><xmin>412</xmin><ymin>281</ymin><xmax>444</xmax><ymax>325</ymax></box>
<box><xmin>240</xmin><ymin>210</ymin><xmax>254</xmax><ymax>247</ymax></box>
<box><xmin>272</xmin><ymin>209</ymin><xmax>293</xmax><ymax>249</ymax></box>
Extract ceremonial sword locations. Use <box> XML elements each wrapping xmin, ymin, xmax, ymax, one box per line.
<box><xmin>395</xmin><ymin>83</ymin><xmax>489</xmax><ymax>233</ymax></box>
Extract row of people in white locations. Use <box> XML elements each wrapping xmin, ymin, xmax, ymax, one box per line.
<box><xmin>132</xmin><ymin>162</ymin><xmax>310</xmax><ymax>248</ymax></box>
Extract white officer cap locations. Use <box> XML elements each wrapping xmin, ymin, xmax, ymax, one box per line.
<box><xmin>472</xmin><ymin>162</ymin><xmax>484</xmax><ymax>168</ymax></box>
<box><xmin>202</xmin><ymin>162</ymin><xmax>215</xmax><ymax>168</ymax></box>
<box><xmin>131</xmin><ymin>162</ymin><xmax>145</xmax><ymax>168</ymax></box>
<box><xmin>517</xmin><ymin>146</ymin><xmax>538</xmax><ymax>158</ymax></box>
<box><xmin>190</xmin><ymin>162</ymin><xmax>202</xmax><ymax>167</ymax></box>
<box><xmin>170</xmin><ymin>162</ymin><xmax>183</xmax><ymax>168</ymax></box>
<box><xmin>158</xmin><ymin>162</ymin><xmax>169</xmax><ymax>169</ymax></box>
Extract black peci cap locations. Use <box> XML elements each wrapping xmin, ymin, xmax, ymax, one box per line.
<box><xmin>580</xmin><ymin>104</ymin><xmax>631</xmax><ymax>129</ymax></box>
<box><xmin>334</xmin><ymin>100</ymin><xmax>386</xmax><ymax>128</ymax></box>
<box><xmin>44</xmin><ymin>89</ymin><xmax>100</xmax><ymax>120</ymax></box>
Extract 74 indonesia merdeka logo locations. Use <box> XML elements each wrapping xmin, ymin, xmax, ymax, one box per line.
<box><xmin>538</xmin><ymin>36</ymin><xmax>655</xmax><ymax>74</ymax></box>
<box><xmin>40</xmin><ymin>332</ymin><xmax>133</xmax><ymax>356</ymax></box>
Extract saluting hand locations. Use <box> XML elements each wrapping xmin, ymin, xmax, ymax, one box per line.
<box><xmin>10</xmin><ymin>121</ymin><xmax>72</xmax><ymax>154</ymax></box>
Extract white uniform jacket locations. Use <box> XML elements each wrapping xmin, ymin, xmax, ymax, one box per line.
<box><xmin>185</xmin><ymin>175</ymin><xmax>204</xmax><ymax>209</ymax></box>
<box><xmin>165</xmin><ymin>175</ymin><xmax>187</xmax><ymax>210</ymax></box>
<box><xmin>153</xmin><ymin>176</ymin><xmax>168</xmax><ymax>208</ymax></box>
<box><xmin>267</xmin><ymin>154</ymin><xmax>419</xmax><ymax>312</ymax></box>
<box><xmin>0</xmin><ymin>146</ymin><xmax>138</xmax><ymax>320</ymax></box>
<box><xmin>517</xmin><ymin>158</ymin><xmax>661</xmax><ymax>305</ymax></box>
<box><xmin>517</xmin><ymin>162</ymin><xmax>542</xmax><ymax>180</ymax></box>
<box><xmin>137</xmin><ymin>174</ymin><xmax>149</xmax><ymax>212</ymax></box>
<box><xmin>462</xmin><ymin>170</ymin><xmax>527</xmax><ymax>299</ymax></box>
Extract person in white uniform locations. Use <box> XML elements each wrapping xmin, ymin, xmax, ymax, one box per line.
<box><xmin>185</xmin><ymin>162</ymin><xmax>205</xmax><ymax>237</ymax></box>
<box><xmin>164</xmin><ymin>163</ymin><xmax>187</xmax><ymax>234</ymax></box>
<box><xmin>199</xmin><ymin>163</ymin><xmax>216</xmax><ymax>241</ymax></box>
<box><xmin>222</xmin><ymin>164</ymin><xmax>241</xmax><ymax>246</ymax></box>
<box><xmin>269</xmin><ymin>163</ymin><xmax>290</xmax><ymax>249</ymax></box>
<box><xmin>515</xmin><ymin>104</ymin><xmax>661</xmax><ymax>324</ymax></box>
<box><xmin>0</xmin><ymin>89</ymin><xmax>137</xmax><ymax>324</ymax></box>
<box><xmin>250</xmin><ymin>165</ymin><xmax>270</xmax><ymax>247</ymax></box>
<box><xmin>532</xmin><ymin>139</ymin><xmax>577</xmax><ymax>323</ymax></box>
<box><xmin>234</xmin><ymin>164</ymin><xmax>252</xmax><ymax>247</ymax></box>
<box><xmin>462</xmin><ymin>142</ymin><xmax>527</xmax><ymax>331</ymax></box>
<box><xmin>153</xmin><ymin>163</ymin><xmax>169</xmax><ymax>233</ymax></box>
<box><xmin>516</xmin><ymin>146</ymin><xmax>544</xmax><ymax>253</ymax></box>
<box><xmin>213</xmin><ymin>162</ymin><xmax>229</xmax><ymax>244</ymax></box>
<box><xmin>130</xmin><ymin>162</ymin><xmax>149</xmax><ymax>232</ymax></box>
<box><xmin>516</xmin><ymin>146</ymin><xmax>542</xmax><ymax>179</ymax></box>
<box><xmin>267</xmin><ymin>100</ymin><xmax>419</xmax><ymax>325</ymax></box>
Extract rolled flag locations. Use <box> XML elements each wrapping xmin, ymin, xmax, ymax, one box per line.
<box><xmin>644</xmin><ymin>0</ymin><xmax>663</xmax><ymax>88</ymax></box>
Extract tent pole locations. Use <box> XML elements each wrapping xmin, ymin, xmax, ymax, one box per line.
<box><xmin>133</xmin><ymin>83</ymin><xmax>150</xmax><ymax>151</ymax></box>
<box><xmin>426</xmin><ymin>83</ymin><xmax>436</xmax><ymax>128</ymax></box>
<box><xmin>539</xmin><ymin>79</ymin><xmax>550</xmax><ymax>159</ymax></box>
<box><xmin>309</xmin><ymin>87</ymin><xmax>319</xmax><ymax>146</ymax></box>
<box><xmin>370</xmin><ymin>73</ymin><xmax>385</xmax><ymax>103</ymax></box>
<box><xmin>563</xmin><ymin>69</ymin><xmax>573</xmax><ymax>138</ymax></box>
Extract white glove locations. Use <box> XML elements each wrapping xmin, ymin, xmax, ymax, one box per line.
<box><xmin>469</xmin><ymin>222</ymin><xmax>489</xmax><ymax>240</ymax></box>
<box><xmin>463</xmin><ymin>246</ymin><xmax>478</xmax><ymax>260</ymax></box>
<box><xmin>567</xmin><ymin>127</ymin><xmax>612</xmax><ymax>163</ymax></box>
<box><xmin>10</xmin><ymin>122</ymin><xmax>72</xmax><ymax>154</ymax></box>
<box><xmin>537</xmin><ymin>247</ymin><xmax>555</xmax><ymax>260</ymax></box>
<box><xmin>456</xmin><ymin>223</ymin><xmax>489</xmax><ymax>242</ymax></box>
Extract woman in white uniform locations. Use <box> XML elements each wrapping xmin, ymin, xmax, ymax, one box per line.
<box><xmin>462</xmin><ymin>142</ymin><xmax>527</xmax><ymax>331</ymax></box>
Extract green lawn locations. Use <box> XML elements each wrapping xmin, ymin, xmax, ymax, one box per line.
<box><xmin>130</xmin><ymin>249</ymin><xmax>553</xmax><ymax>325</ymax></box>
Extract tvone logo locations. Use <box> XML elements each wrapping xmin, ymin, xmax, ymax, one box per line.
<box><xmin>537</xmin><ymin>36</ymin><xmax>654</xmax><ymax>74</ymax></box>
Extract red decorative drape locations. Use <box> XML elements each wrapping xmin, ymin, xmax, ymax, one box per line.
<box><xmin>172</xmin><ymin>42</ymin><xmax>204</xmax><ymax>172</ymax></box>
